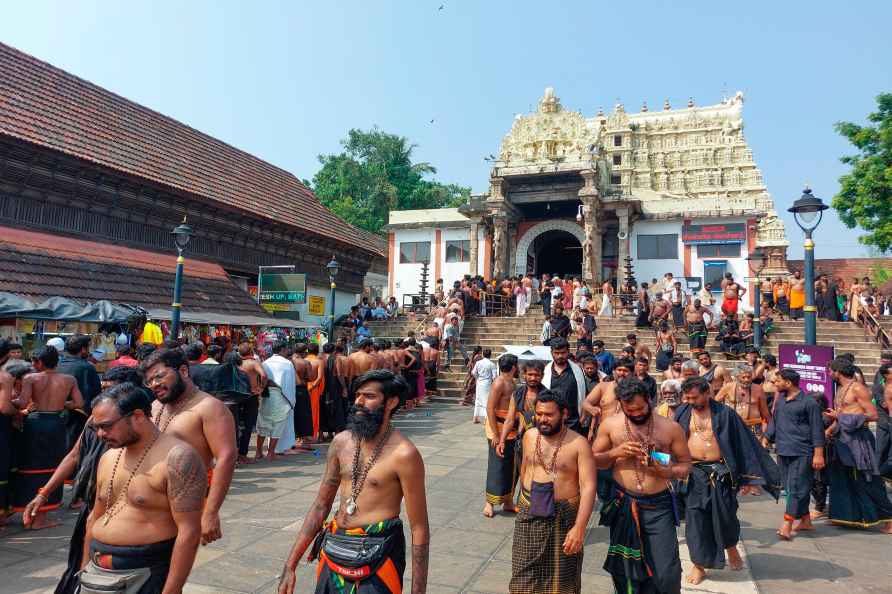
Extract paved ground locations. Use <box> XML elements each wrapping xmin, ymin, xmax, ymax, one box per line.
<box><xmin>1</xmin><ymin>401</ymin><xmax>890</xmax><ymax>593</ymax></box>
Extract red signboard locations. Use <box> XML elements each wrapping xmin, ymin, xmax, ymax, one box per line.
<box><xmin>682</xmin><ymin>222</ymin><xmax>746</xmax><ymax>245</ymax></box>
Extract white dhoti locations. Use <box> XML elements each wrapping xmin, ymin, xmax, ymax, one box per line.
<box><xmin>474</xmin><ymin>382</ymin><xmax>491</xmax><ymax>419</ymax></box>
<box><xmin>599</xmin><ymin>295</ymin><xmax>613</xmax><ymax>317</ymax></box>
<box><xmin>257</xmin><ymin>386</ymin><xmax>293</xmax><ymax>441</ymax></box>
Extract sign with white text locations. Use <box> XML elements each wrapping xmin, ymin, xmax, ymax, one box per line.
<box><xmin>778</xmin><ymin>343</ymin><xmax>835</xmax><ymax>408</ymax></box>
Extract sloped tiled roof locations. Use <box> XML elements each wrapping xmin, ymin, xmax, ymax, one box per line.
<box><xmin>0</xmin><ymin>225</ymin><xmax>265</xmax><ymax>316</ymax></box>
<box><xmin>0</xmin><ymin>42</ymin><xmax>384</xmax><ymax>257</ymax></box>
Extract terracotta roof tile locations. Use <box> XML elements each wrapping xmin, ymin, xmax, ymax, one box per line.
<box><xmin>0</xmin><ymin>225</ymin><xmax>264</xmax><ymax>316</ymax></box>
<box><xmin>0</xmin><ymin>42</ymin><xmax>385</xmax><ymax>257</ymax></box>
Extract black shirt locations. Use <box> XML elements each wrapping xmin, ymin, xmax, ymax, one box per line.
<box><xmin>769</xmin><ymin>390</ymin><xmax>825</xmax><ymax>456</ymax></box>
<box><xmin>57</xmin><ymin>355</ymin><xmax>102</xmax><ymax>413</ymax></box>
<box><xmin>637</xmin><ymin>373</ymin><xmax>657</xmax><ymax>405</ymax></box>
<box><xmin>549</xmin><ymin>364</ymin><xmax>582</xmax><ymax>434</ymax></box>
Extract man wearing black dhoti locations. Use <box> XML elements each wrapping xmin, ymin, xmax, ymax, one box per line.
<box><xmin>675</xmin><ymin>377</ymin><xmax>781</xmax><ymax>585</ymax></box>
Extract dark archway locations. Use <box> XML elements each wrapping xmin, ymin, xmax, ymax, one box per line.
<box><xmin>534</xmin><ymin>230</ymin><xmax>582</xmax><ymax>277</ymax></box>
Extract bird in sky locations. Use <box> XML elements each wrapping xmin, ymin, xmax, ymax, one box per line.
<box><xmin>438</xmin><ymin>4</ymin><xmax>445</xmax><ymax>10</ymax></box>
<box><xmin>429</xmin><ymin>119</ymin><xmax>435</xmax><ymax>124</ymax></box>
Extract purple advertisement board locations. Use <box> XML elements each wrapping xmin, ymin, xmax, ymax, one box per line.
<box><xmin>778</xmin><ymin>343</ymin><xmax>835</xmax><ymax>408</ymax></box>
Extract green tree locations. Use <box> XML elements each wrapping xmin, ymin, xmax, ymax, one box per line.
<box><xmin>832</xmin><ymin>93</ymin><xmax>892</xmax><ymax>252</ymax></box>
<box><xmin>310</xmin><ymin>128</ymin><xmax>469</xmax><ymax>234</ymax></box>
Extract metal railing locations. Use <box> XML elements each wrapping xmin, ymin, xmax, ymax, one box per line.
<box><xmin>856</xmin><ymin>309</ymin><xmax>892</xmax><ymax>349</ymax></box>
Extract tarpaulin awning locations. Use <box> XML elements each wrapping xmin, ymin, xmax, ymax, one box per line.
<box><xmin>144</xmin><ymin>309</ymin><xmax>318</xmax><ymax>329</ymax></box>
<box><xmin>0</xmin><ymin>292</ymin><xmax>139</xmax><ymax>322</ymax></box>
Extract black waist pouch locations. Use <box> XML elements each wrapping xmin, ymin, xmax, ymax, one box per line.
<box><xmin>529</xmin><ymin>480</ymin><xmax>556</xmax><ymax>518</ymax></box>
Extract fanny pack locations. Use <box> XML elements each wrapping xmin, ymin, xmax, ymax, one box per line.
<box><xmin>311</xmin><ymin>529</ymin><xmax>397</xmax><ymax>581</ymax></box>
<box><xmin>529</xmin><ymin>480</ymin><xmax>555</xmax><ymax>518</ymax></box>
<box><xmin>78</xmin><ymin>562</ymin><xmax>152</xmax><ymax>594</ymax></box>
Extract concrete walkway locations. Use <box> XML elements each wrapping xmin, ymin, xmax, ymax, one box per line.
<box><xmin>0</xmin><ymin>399</ymin><xmax>773</xmax><ymax>593</ymax></box>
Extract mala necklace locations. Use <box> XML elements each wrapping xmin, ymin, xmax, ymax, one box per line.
<box><xmin>732</xmin><ymin>382</ymin><xmax>752</xmax><ymax>419</ymax></box>
<box><xmin>344</xmin><ymin>424</ymin><xmax>393</xmax><ymax>516</ymax></box>
<box><xmin>153</xmin><ymin>391</ymin><xmax>197</xmax><ymax>433</ymax></box>
<box><xmin>534</xmin><ymin>427</ymin><xmax>566</xmax><ymax>478</ymax></box>
<box><xmin>691</xmin><ymin>411</ymin><xmax>714</xmax><ymax>448</ymax></box>
<box><xmin>100</xmin><ymin>431</ymin><xmax>160</xmax><ymax>526</ymax></box>
<box><xmin>623</xmin><ymin>413</ymin><xmax>655</xmax><ymax>491</ymax></box>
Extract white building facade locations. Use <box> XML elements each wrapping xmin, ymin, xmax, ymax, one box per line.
<box><xmin>386</xmin><ymin>89</ymin><xmax>790</xmax><ymax>306</ymax></box>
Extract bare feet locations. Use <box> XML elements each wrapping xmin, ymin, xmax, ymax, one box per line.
<box><xmin>502</xmin><ymin>504</ymin><xmax>517</xmax><ymax>514</ymax></box>
<box><xmin>265</xmin><ymin>453</ymin><xmax>280</xmax><ymax>461</ymax></box>
<box><xmin>473</xmin><ymin>417</ymin><xmax>480</xmax><ymax>424</ymax></box>
<box><xmin>810</xmin><ymin>510</ymin><xmax>827</xmax><ymax>521</ymax></box>
<box><xmin>748</xmin><ymin>486</ymin><xmax>763</xmax><ymax>496</ymax></box>
<box><xmin>795</xmin><ymin>518</ymin><xmax>815</xmax><ymax>531</ymax></box>
<box><xmin>253</xmin><ymin>453</ymin><xmax>264</xmax><ymax>463</ymax></box>
<box><xmin>880</xmin><ymin>521</ymin><xmax>892</xmax><ymax>534</ymax></box>
<box><xmin>238</xmin><ymin>455</ymin><xmax>257</xmax><ymax>465</ymax></box>
<box><xmin>726</xmin><ymin>546</ymin><xmax>744</xmax><ymax>571</ymax></box>
<box><xmin>482</xmin><ymin>502</ymin><xmax>494</xmax><ymax>518</ymax></box>
<box><xmin>686</xmin><ymin>565</ymin><xmax>706</xmax><ymax>585</ymax></box>
<box><xmin>68</xmin><ymin>499</ymin><xmax>84</xmax><ymax>510</ymax></box>
<box><xmin>24</xmin><ymin>512</ymin><xmax>60</xmax><ymax>531</ymax></box>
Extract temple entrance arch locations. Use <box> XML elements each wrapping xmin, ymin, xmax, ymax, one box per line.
<box><xmin>515</xmin><ymin>219</ymin><xmax>586</xmax><ymax>276</ymax></box>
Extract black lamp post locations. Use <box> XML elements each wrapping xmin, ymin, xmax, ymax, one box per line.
<box><xmin>788</xmin><ymin>187</ymin><xmax>828</xmax><ymax>345</ymax></box>
<box><xmin>326</xmin><ymin>256</ymin><xmax>340</xmax><ymax>338</ymax></box>
<box><xmin>746</xmin><ymin>247</ymin><xmax>767</xmax><ymax>351</ymax></box>
<box><xmin>170</xmin><ymin>217</ymin><xmax>194</xmax><ymax>341</ymax></box>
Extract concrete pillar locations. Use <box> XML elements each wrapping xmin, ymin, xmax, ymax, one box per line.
<box><xmin>492</xmin><ymin>215</ymin><xmax>508</xmax><ymax>279</ymax></box>
<box><xmin>579</xmin><ymin>169</ymin><xmax>602</xmax><ymax>284</ymax></box>
<box><xmin>468</xmin><ymin>222</ymin><xmax>479</xmax><ymax>276</ymax></box>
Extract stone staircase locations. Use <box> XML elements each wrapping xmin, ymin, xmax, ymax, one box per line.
<box><xmin>367</xmin><ymin>308</ymin><xmax>885</xmax><ymax>402</ymax></box>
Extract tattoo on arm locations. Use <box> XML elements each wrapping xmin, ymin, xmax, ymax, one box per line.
<box><xmin>167</xmin><ymin>445</ymin><xmax>208</xmax><ymax>513</ymax></box>
<box><xmin>411</xmin><ymin>543</ymin><xmax>429</xmax><ymax>594</ymax></box>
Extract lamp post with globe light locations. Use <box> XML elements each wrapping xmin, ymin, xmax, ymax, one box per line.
<box><xmin>788</xmin><ymin>187</ymin><xmax>828</xmax><ymax>345</ymax></box>
<box><xmin>170</xmin><ymin>217</ymin><xmax>194</xmax><ymax>341</ymax></box>
<box><xmin>326</xmin><ymin>256</ymin><xmax>340</xmax><ymax>339</ymax></box>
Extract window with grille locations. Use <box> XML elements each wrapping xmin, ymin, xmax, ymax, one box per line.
<box><xmin>697</xmin><ymin>243</ymin><xmax>740</xmax><ymax>258</ymax></box>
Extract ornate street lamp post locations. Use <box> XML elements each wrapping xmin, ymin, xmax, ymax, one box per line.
<box><xmin>170</xmin><ymin>217</ymin><xmax>194</xmax><ymax>341</ymax></box>
<box><xmin>788</xmin><ymin>187</ymin><xmax>828</xmax><ymax>346</ymax></box>
<box><xmin>326</xmin><ymin>256</ymin><xmax>340</xmax><ymax>339</ymax></box>
<box><xmin>746</xmin><ymin>247</ymin><xmax>767</xmax><ymax>351</ymax></box>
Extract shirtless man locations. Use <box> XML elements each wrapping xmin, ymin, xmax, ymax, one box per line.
<box><xmin>236</xmin><ymin>342</ymin><xmax>267</xmax><ymax>465</ymax></box>
<box><xmin>348</xmin><ymin>339</ymin><xmax>378</xmax><ymax>384</ymax></box>
<box><xmin>82</xmin><ymin>383</ymin><xmax>206</xmax><ymax>593</ymax></box>
<box><xmin>790</xmin><ymin>270</ymin><xmax>806</xmax><ymax>319</ymax></box>
<box><xmin>664</xmin><ymin>355</ymin><xmax>685</xmax><ymax>381</ymax></box>
<box><xmin>716</xmin><ymin>366</ymin><xmax>771</xmax><ymax>492</ymax></box>
<box><xmin>697</xmin><ymin>351</ymin><xmax>730</xmax><ymax>395</ymax></box>
<box><xmin>686</xmin><ymin>299</ymin><xmax>709</xmax><ymax>354</ymax></box>
<box><xmin>825</xmin><ymin>358</ymin><xmax>892</xmax><ymax>533</ymax></box>
<box><xmin>583</xmin><ymin>356</ymin><xmax>634</xmax><ymax>437</ymax></box>
<box><xmin>0</xmin><ymin>341</ymin><xmax>15</xmax><ymax>527</ymax></box>
<box><xmin>143</xmin><ymin>348</ymin><xmax>236</xmax><ymax>545</ymax></box>
<box><xmin>286</xmin><ymin>343</ymin><xmax>314</xmax><ymax>453</ymax></box>
<box><xmin>650</xmin><ymin>295</ymin><xmax>672</xmax><ymax>326</ymax></box>
<box><xmin>624</xmin><ymin>333</ymin><xmax>653</xmax><ymax>362</ymax></box>
<box><xmin>13</xmin><ymin>346</ymin><xmax>84</xmax><ymax>529</ymax></box>
<box><xmin>593</xmin><ymin>378</ymin><xmax>691</xmax><ymax>594</ymax></box>
<box><xmin>421</xmin><ymin>340</ymin><xmax>439</xmax><ymax>400</ymax></box>
<box><xmin>508</xmin><ymin>390</ymin><xmax>596</xmax><ymax>592</ymax></box>
<box><xmin>277</xmin><ymin>370</ymin><xmax>429</xmax><ymax>594</ymax></box>
<box><xmin>484</xmin><ymin>354</ymin><xmax>518</xmax><ymax>517</ymax></box>
<box><xmin>720</xmin><ymin>273</ymin><xmax>746</xmax><ymax>318</ymax></box>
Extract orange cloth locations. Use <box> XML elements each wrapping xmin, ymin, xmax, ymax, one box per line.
<box><xmin>306</xmin><ymin>355</ymin><xmax>325</xmax><ymax>439</ymax></box>
<box><xmin>790</xmin><ymin>288</ymin><xmax>805</xmax><ymax>309</ymax></box>
<box><xmin>484</xmin><ymin>409</ymin><xmax>516</xmax><ymax>441</ymax></box>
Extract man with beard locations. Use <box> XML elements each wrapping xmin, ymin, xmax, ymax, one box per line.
<box><xmin>13</xmin><ymin>346</ymin><xmax>84</xmax><ymax>529</ymax></box>
<box><xmin>498</xmin><ymin>361</ymin><xmax>545</xmax><ymax>457</ymax></box>
<box><xmin>0</xmin><ymin>340</ymin><xmax>16</xmax><ymax>524</ymax></box>
<box><xmin>579</xmin><ymin>354</ymin><xmax>606</xmax><ymax>394</ymax></box>
<box><xmin>766</xmin><ymin>369</ymin><xmax>825</xmax><ymax>540</ymax></box>
<box><xmin>697</xmin><ymin>351</ymin><xmax>730</xmax><ymax>396</ymax></box>
<box><xmin>544</xmin><ymin>302</ymin><xmax>572</xmax><ymax>345</ymax></box>
<box><xmin>277</xmin><ymin>370</ymin><xmax>429</xmax><ymax>594</ymax></box>
<box><xmin>508</xmin><ymin>390</ymin><xmax>596</xmax><ymax>594</ymax></box>
<box><xmin>583</xmin><ymin>357</ymin><xmax>634</xmax><ymax>503</ymax></box>
<box><xmin>624</xmin><ymin>333</ymin><xmax>653</xmax><ymax>362</ymax></box>
<box><xmin>542</xmin><ymin>338</ymin><xmax>586</xmax><ymax>436</ymax></box>
<box><xmin>675</xmin><ymin>377</ymin><xmax>781</xmax><ymax>585</ymax></box>
<box><xmin>143</xmin><ymin>348</ymin><xmax>236</xmax><ymax>546</ymax></box>
<box><xmin>686</xmin><ymin>299</ymin><xmax>709</xmax><ymax>354</ymax></box>
<box><xmin>824</xmin><ymin>358</ymin><xmax>892</xmax><ymax>533</ymax></box>
<box><xmin>716</xmin><ymin>365</ymin><xmax>770</xmax><ymax>452</ymax></box>
<box><xmin>593</xmin><ymin>378</ymin><xmax>691</xmax><ymax>594</ymax></box>
<box><xmin>663</xmin><ymin>355</ymin><xmax>685</xmax><ymax>381</ymax></box>
<box><xmin>234</xmin><ymin>342</ymin><xmax>266</xmax><ymax>465</ymax></box>
<box><xmin>81</xmin><ymin>382</ymin><xmax>206</xmax><ymax>594</ymax></box>
<box><xmin>24</xmin><ymin>366</ymin><xmax>139</xmax><ymax>594</ymax></box>
<box><xmin>484</xmin><ymin>354</ymin><xmax>519</xmax><ymax>517</ymax></box>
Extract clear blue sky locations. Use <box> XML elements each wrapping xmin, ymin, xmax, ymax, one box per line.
<box><xmin>3</xmin><ymin>1</ymin><xmax>890</xmax><ymax>259</ymax></box>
